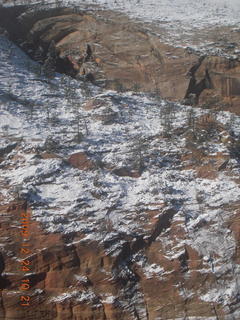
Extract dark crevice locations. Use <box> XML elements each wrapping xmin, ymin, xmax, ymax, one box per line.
<box><xmin>187</xmin><ymin>55</ymin><xmax>205</xmax><ymax>78</ymax></box>
<box><xmin>107</xmin><ymin>208</ymin><xmax>176</xmax><ymax>318</ymax></box>
<box><xmin>185</xmin><ymin>56</ymin><xmax>213</xmax><ymax>104</ymax></box>
<box><xmin>147</xmin><ymin>208</ymin><xmax>176</xmax><ymax>245</ymax></box>
<box><xmin>178</xmin><ymin>247</ymin><xmax>189</xmax><ymax>272</ymax></box>
<box><xmin>112</xmin><ymin>208</ymin><xmax>177</xmax><ymax>273</ymax></box>
<box><xmin>112</xmin><ymin>242</ymin><xmax>132</xmax><ymax>271</ymax></box>
<box><xmin>0</xmin><ymin>142</ymin><xmax>18</xmax><ymax>158</ymax></box>
<box><xmin>0</xmin><ymin>5</ymin><xmax>81</xmax><ymax>78</ymax></box>
<box><xmin>0</xmin><ymin>253</ymin><xmax>11</xmax><ymax>290</ymax></box>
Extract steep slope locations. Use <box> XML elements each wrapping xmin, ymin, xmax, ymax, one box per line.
<box><xmin>1</xmin><ymin>4</ymin><xmax>240</xmax><ymax>114</ymax></box>
<box><xmin>0</xmin><ymin>29</ymin><xmax>240</xmax><ymax>320</ymax></box>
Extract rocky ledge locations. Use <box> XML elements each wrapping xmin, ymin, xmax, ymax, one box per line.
<box><xmin>1</xmin><ymin>3</ymin><xmax>240</xmax><ymax>114</ymax></box>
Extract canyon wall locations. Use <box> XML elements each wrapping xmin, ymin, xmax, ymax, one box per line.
<box><xmin>1</xmin><ymin>4</ymin><xmax>240</xmax><ymax>114</ymax></box>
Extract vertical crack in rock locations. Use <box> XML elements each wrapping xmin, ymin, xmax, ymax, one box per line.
<box><xmin>148</xmin><ymin>208</ymin><xmax>176</xmax><ymax>246</ymax></box>
<box><xmin>106</xmin><ymin>208</ymin><xmax>177</xmax><ymax>319</ymax></box>
<box><xmin>178</xmin><ymin>246</ymin><xmax>189</xmax><ymax>273</ymax></box>
<box><xmin>185</xmin><ymin>56</ymin><xmax>213</xmax><ymax>104</ymax></box>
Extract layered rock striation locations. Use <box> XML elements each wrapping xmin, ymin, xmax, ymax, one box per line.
<box><xmin>0</xmin><ymin>4</ymin><xmax>240</xmax><ymax>114</ymax></box>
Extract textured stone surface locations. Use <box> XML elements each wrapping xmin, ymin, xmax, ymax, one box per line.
<box><xmin>0</xmin><ymin>4</ymin><xmax>240</xmax><ymax>320</ymax></box>
<box><xmin>1</xmin><ymin>5</ymin><xmax>240</xmax><ymax>114</ymax></box>
<box><xmin>0</xmin><ymin>200</ymin><xmax>239</xmax><ymax>319</ymax></box>
<box><xmin>68</xmin><ymin>152</ymin><xmax>95</xmax><ymax>170</ymax></box>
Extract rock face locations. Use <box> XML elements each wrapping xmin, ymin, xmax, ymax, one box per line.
<box><xmin>68</xmin><ymin>152</ymin><xmax>95</xmax><ymax>170</ymax></box>
<box><xmin>188</xmin><ymin>56</ymin><xmax>240</xmax><ymax>114</ymax></box>
<box><xmin>1</xmin><ymin>4</ymin><xmax>240</xmax><ymax>114</ymax></box>
<box><xmin>1</xmin><ymin>201</ymin><xmax>239</xmax><ymax>320</ymax></box>
<box><xmin>1</xmin><ymin>3</ymin><xmax>240</xmax><ymax>320</ymax></box>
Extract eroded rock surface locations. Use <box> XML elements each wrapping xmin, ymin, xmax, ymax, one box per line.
<box><xmin>1</xmin><ymin>4</ymin><xmax>240</xmax><ymax>114</ymax></box>
<box><xmin>0</xmin><ymin>3</ymin><xmax>240</xmax><ymax>320</ymax></box>
<box><xmin>1</xmin><ymin>200</ymin><xmax>240</xmax><ymax>320</ymax></box>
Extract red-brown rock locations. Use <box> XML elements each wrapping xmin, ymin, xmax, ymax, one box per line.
<box><xmin>68</xmin><ymin>152</ymin><xmax>95</xmax><ymax>171</ymax></box>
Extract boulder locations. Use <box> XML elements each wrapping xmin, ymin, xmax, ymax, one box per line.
<box><xmin>68</xmin><ymin>151</ymin><xmax>95</xmax><ymax>170</ymax></box>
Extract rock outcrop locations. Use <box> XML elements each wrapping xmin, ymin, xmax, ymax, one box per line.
<box><xmin>187</xmin><ymin>56</ymin><xmax>240</xmax><ymax>114</ymax></box>
<box><xmin>1</xmin><ymin>4</ymin><xmax>240</xmax><ymax>114</ymax></box>
<box><xmin>68</xmin><ymin>152</ymin><xmax>95</xmax><ymax>171</ymax></box>
<box><xmin>0</xmin><ymin>3</ymin><xmax>240</xmax><ymax>320</ymax></box>
<box><xmin>1</xmin><ymin>198</ymin><xmax>239</xmax><ymax>319</ymax></box>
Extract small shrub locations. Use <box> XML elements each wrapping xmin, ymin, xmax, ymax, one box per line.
<box><xmin>43</xmin><ymin>137</ymin><xmax>59</xmax><ymax>152</ymax></box>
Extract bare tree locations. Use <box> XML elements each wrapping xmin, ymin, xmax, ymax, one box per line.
<box><xmin>160</xmin><ymin>103</ymin><xmax>175</xmax><ymax>138</ymax></box>
<box><xmin>187</xmin><ymin>107</ymin><xmax>196</xmax><ymax>131</ymax></box>
<box><xmin>42</xmin><ymin>41</ymin><xmax>57</xmax><ymax>79</ymax></box>
<box><xmin>131</xmin><ymin>134</ymin><xmax>148</xmax><ymax>172</ymax></box>
<box><xmin>62</xmin><ymin>76</ymin><xmax>89</xmax><ymax>141</ymax></box>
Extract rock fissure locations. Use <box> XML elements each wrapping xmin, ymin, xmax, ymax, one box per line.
<box><xmin>148</xmin><ymin>208</ymin><xmax>176</xmax><ymax>245</ymax></box>
<box><xmin>184</xmin><ymin>55</ymin><xmax>214</xmax><ymax>105</ymax></box>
